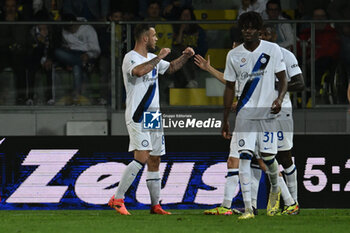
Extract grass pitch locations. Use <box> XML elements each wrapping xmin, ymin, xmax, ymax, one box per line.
<box><xmin>1</xmin><ymin>209</ymin><xmax>350</xmax><ymax>233</ymax></box>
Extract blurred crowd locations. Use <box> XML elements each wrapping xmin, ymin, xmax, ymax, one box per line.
<box><xmin>0</xmin><ymin>0</ymin><xmax>349</xmax><ymax>106</ymax></box>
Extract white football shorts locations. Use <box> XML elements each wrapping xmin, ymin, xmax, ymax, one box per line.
<box><xmin>276</xmin><ymin>112</ymin><xmax>293</xmax><ymax>151</ymax></box>
<box><xmin>235</xmin><ymin>118</ymin><xmax>278</xmax><ymax>155</ymax></box>
<box><xmin>126</xmin><ymin>121</ymin><xmax>165</xmax><ymax>156</ymax></box>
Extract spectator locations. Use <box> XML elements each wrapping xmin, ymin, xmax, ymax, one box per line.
<box><xmin>144</xmin><ymin>1</ymin><xmax>173</xmax><ymax>52</ymax></box>
<box><xmin>0</xmin><ymin>0</ymin><xmax>29</xmax><ymax>105</ymax></box>
<box><xmin>32</xmin><ymin>0</ymin><xmax>63</xmax><ymax>20</ymax></box>
<box><xmin>54</xmin><ymin>13</ymin><xmax>101</xmax><ymax>105</ymax></box>
<box><xmin>170</xmin><ymin>6</ymin><xmax>208</xmax><ymax>88</ymax></box>
<box><xmin>97</xmin><ymin>9</ymin><xmax>124</xmax><ymax>105</ymax></box>
<box><xmin>62</xmin><ymin>0</ymin><xmax>110</xmax><ymax>21</ymax></box>
<box><xmin>251</xmin><ymin>0</ymin><xmax>268</xmax><ymax>15</ymax></box>
<box><xmin>162</xmin><ymin>0</ymin><xmax>192</xmax><ymax>20</ymax></box>
<box><xmin>26</xmin><ymin>10</ymin><xmax>55</xmax><ymax>105</ymax></box>
<box><xmin>262</xmin><ymin>0</ymin><xmax>294</xmax><ymax>50</ymax></box>
<box><xmin>238</xmin><ymin>0</ymin><xmax>253</xmax><ymax>19</ymax></box>
<box><xmin>299</xmin><ymin>8</ymin><xmax>340</xmax><ymax>93</ymax></box>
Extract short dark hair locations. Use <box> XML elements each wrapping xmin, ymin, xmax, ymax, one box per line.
<box><xmin>266</xmin><ymin>0</ymin><xmax>281</xmax><ymax>11</ymax></box>
<box><xmin>238</xmin><ymin>11</ymin><xmax>263</xmax><ymax>31</ymax></box>
<box><xmin>134</xmin><ymin>24</ymin><xmax>153</xmax><ymax>41</ymax></box>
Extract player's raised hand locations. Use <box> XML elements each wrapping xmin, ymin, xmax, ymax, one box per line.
<box><xmin>271</xmin><ymin>98</ymin><xmax>282</xmax><ymax>114</ymax></box>
<box><xmin>158</xmin><ymin>48</ymin><xmax>171</xmax><ymax>59</ymax></box>
<box><xmin>221</xmin><ymin>121</ymin><xmax>232</xmax><ymax>139</ymax></box>
<box><xmin>183</xmin><ymin>47</ymin><xmax>195</xmax><ymax>57</ymax></box>
<box><xmin>194</xmin><ymin>54</ymin><xmax>210</xmax><ymax>71</ymax></box>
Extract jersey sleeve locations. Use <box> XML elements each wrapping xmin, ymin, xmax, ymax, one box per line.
<box><xmin>273</xmin><ymin>45</ymin><xmax>286</xmax><ymax>74</ymax></box>
<box><xmin>124</xmin><ymin>53</ymin><xmax>140</xmax><ymax>78</ymax></box>
<box><xmin>284</xmin><ymin>50</ymin><xmax>302</xmax><ymax>80</ymax></box>
<box><xmin>223</xmin><ymin>50</ymin><xmax>237</xmax><ymax>82</ymax></box>
<box><xmin>158</xmin><ymin>59</ymin><xmax>170</xmax><ymax>75</ymax></box>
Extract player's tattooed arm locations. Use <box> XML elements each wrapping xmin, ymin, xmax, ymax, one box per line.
<box><xmin>132</xmin><ymin>48</ymin><xmax>171</xmax><ymax>77</ymax></box>
<box><xmin>166</xmin><ymin>47</ymin><xmax>195</xmax><ymax>74</ymax></box>
<box><xmin>274</xmin><ymin>73</ymin><xmax>304</xmax><ymax>92</ymax></box>
<box><xmin>222</xmin><ymin>81</ymin><xmax>235</xmax><ymax>139</ymax></box>
<box><xmin>287</xmin><ymin>74</ymin><xmax>305</xmax><ymax>92</ymax></box>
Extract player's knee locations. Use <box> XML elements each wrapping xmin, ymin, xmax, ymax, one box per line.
<box><xmin>239</xmin><ymin>151</ymin><xmax>253</xmax><ymax>160</ymax></box>
<box><xmin>276</xmin><ymin>151</ymin><xmax>293</xmax><ymax>168</ymax></box>
<box><xmin>147</xmin><ymin>156</ymin><xmax>161</xmax><ymax>171</ymax></box>
<box><xmin>227</xmin><ymin>157</ymin><xmax>239</xmax><ymax>168</ymax></box>
<box><xmin>262</xmin><ymin>155</ymin><xmax>275</xmax><ymax>165</ymax></box>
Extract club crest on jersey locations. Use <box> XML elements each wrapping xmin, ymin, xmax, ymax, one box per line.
<box><xmin>260</xmin><ymin>57</ymin><xmax>267</xmax><ymax>64</ymax></box>
<box><xmin>241</xmin><ymin>58</ymin><xmax>246</xmax><ymax>63</ymax></box>
<box><xmin>141</xmin><ymin>140</ymin><xmax>149</xmax><ymax>147</ymax></box>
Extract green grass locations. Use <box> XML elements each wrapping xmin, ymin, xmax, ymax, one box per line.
<box><xmin>1</xmin><ymin>209</ymin><xmax>350</xmax><ymax>233</ymax></box>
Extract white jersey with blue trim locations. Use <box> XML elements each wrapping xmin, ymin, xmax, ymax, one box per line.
<box><xmin>122</xmin><ymin>50</ymin><xmax>170</xmax><ymax>124</ymax></box>
<box><xmin>279</xmin><ymin>47</ymin><xmax>302</xmax><ymax>114</ymax></box>
<box><xmin>224</xmin><ymin>40</ymin><xmax>286</xmax><ymax>119</ymax></box>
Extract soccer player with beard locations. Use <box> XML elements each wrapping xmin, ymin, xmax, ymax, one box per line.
<box><xmin>108</xmin><ymin>24</ymin><xmax>194</xmax><ymax>215</ymax></box>
<box><xmin>222</xmin><ymin>11</ymin><xmax>287</xmax><ymax>219</ymax></box>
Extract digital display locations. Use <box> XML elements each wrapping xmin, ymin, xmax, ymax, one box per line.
<box><xmin>0</xmin><ymin>135</ymin><xmax>349</xmax><ymax>209</ymax></box>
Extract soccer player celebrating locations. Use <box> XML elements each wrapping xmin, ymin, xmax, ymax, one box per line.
<box><xmin>259</xmin><ymin>24</ymin><xmax>304</xmax><ymax>214</ymax></box>
<box><xmin>108</xmin><ymin>24</ymin><xmax>194</xmax><ymax>215</ymax></box>
<box><xmin>195</xmin><ymin>38</ymin><xmax>301</xmax><ymax>216</ymax></box>
<box><xmin>222</xmin><ymin>11</ymin><xmax>287</xmax><ymax>219</ymax></box>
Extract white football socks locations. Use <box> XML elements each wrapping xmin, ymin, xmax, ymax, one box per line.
<box><xmin>284</xmin><ymin>164</ymin><xmax>298</xmax><ymax>203</ymax></box>
<box><xmin>146</xmin><ymin>171</ymin><xmax>161</xmax><ymax>207</ymax></box>
<box><xmin>222</xmin><ymin>168</ymin><xmax>239</xmax><ymax>209</ymax></box>
<box><xmin>250</xmin><ymin>166</ymin><xmax>262</xmax><ymax>209</ymax></box>
<box><xmin>115</xmin><ymin>160</ymin><xmax>143</xmax><ymax>199</ymax></box>
<box><xmin>239</xmin><ymin>156</ymin><xmax>252</xmax><ymax>209</ymax></box>
<box><xmin>263</xmin><ymin>156</ymin><xmax>279</xmax><ymax>193</ymax></box>
<box><xmin>279</xmin><ymin>176</ymin><xmax>294</xmax><ymax>206</ymax></box>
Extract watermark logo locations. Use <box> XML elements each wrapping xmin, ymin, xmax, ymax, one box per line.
<box><xmin>143</xmin><ymin>110</ymin><xmax>162</xmax><ymax>129</ymax></box>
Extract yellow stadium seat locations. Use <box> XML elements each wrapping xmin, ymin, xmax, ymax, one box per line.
<box><xmin>205</xmin><ymin>49</ymin><xmax>230</xmax><ymax>69</ymax></box>
<box><xmin>194</xmin><ymin>9</ymin><xmax>237</xmax><ymax>30</ymax></box>
<box><xmin>169</xmin><ymin>88</ymin><xmax>223</xmax><ymax>106</ymax></box>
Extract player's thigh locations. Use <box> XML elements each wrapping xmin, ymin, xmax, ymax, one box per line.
<box><xmin>257</xmin><ymin>119</ymin><xmax>277</xmax><ymax>155</ymax></box>
<box><xmin>276</xmin><ymin>117</ymin><xmax>293</xmax><ymax>151</ymax></box>
<box><xmin>126</xmin><ymin>121</ymin><xmax>153</xmax><ymax>152</ymax></box>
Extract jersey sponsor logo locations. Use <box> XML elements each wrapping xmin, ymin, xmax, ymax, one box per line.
<box><xmin>240</xmin><ymin>63</ymin><xmax>247</xmax><ymax>67</ymax></box>
<box><xmin>236</xmin><ymin>53</ymin><xmax>270</xmax><ymax>113</ymax></box>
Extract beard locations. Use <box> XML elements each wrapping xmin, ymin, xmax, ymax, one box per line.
<box><xmin>146</xmin><ymin>42</ymin><xmax>157</xmax><ymax>53</ymax></box>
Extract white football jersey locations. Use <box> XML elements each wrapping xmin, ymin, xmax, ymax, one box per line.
<box><xmin>279</xmin><ymin>47</ymin><xmax>302</xmax><ymax>115</ymax></box>
<box><xmin>224</xmin><ymin>40</ymin><xmax>286</xmax><ymax>119</ymax></box>
<box><xmin>122</xmin><ymin>50</ymin><xmax>170</xmax><ymax>124</ymax></box>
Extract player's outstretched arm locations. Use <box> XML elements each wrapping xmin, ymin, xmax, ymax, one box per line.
<box><xmin>222</xmin><ymin>81</ymin><xmax>235</xmax><ymax>139</ymax></box>
<box><xmin>132</xmin><ymin>48</ymin><xmax>171</xmax><ymax>77</ymax></box>
<box><xmin>166</xmin><ymin>47</ymin><xmax>195</xmax><ymax>74</ymax></box>
<box><xmin>194</xmin><ymin>54</ymin><xmax>226</xmax><ymax>84</ymax></box>
<box><xmin>271</xmin><ymin>70</ymin><xmax>288</xmax><ymax>114</ymax></box>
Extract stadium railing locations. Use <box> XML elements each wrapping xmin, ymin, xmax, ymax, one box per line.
<box><xmin>0</xmin><ymin>19</ymin><xmax>349</xmax><ymax>110</ymax></box>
